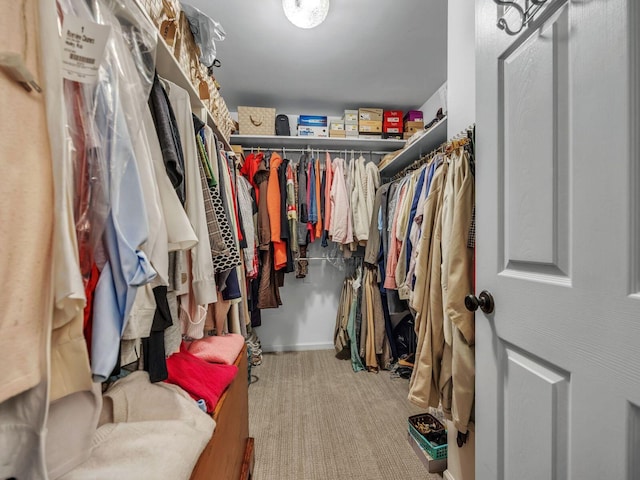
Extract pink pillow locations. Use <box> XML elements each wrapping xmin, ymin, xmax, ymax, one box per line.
<box><xmin>187</xmin><ymin>333</ymin><xmax>245</xmax><ymax>365</ymax></box>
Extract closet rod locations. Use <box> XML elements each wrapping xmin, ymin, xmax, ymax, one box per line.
<box><xmin>298</xmin><ymin>256</ymin><xmax>365</xmax><ymax>261</ymax></box>
<box><xmin>247</xmin><ymin>148</ymin><xmax>390</xmax><ymax>155</ymax></box>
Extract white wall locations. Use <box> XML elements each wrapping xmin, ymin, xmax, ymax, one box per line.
<box><xmin>447</xmin><ymin>0</ymin><xmax>476</xmax><ymax>138</ymax></box>
<box><xmin>419</xmin><ymin>81</ymin><xmax>448</xmax><ymax>123</ymax></box>
<box><xmin>255</xmin><ymin>242</ymin><xmax>343</xmax><ymax>352</ymax></box>
<box><xmin>445</xmin><ymin>1</ymin><xmax>476</xmax><ymax>480</ymax></box>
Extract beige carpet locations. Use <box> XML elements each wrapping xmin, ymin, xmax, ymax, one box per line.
<box><xmin>248</xmin><ymin>350</ymin><xmax>442</xmax><ymax>480</ymax></box>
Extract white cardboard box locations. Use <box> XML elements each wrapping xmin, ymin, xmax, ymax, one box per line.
<box><xmin>297</xmin><ymin>125</ymin><xmax>328</xmax><ymax>137</ymax></box>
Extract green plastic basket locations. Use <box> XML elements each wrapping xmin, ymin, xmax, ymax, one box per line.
<box><xmin>408</xmin><ymin>414</ymin><xmax>448</xmax><ymax>460</ymax></box>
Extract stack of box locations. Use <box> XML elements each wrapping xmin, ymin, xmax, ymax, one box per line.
<box><xmin>382</xmin><ymin>110</ymin><xmax>403</xmax><ymax>139</ymax></box>
<box><xmin>403</xmin><ymin>110</ymin><xmax>424</xmax><ymax>139</ymax></box>
<box><xmin>344</xmin><ymin>109</ymin><xmax>358</xmax><ymax>137</ymax></box>
<box><xmin>329</xmin><ymin>119</ymin><xmax>346</xmax><ymax>138</ymax></box>
<box><xmin>358</xmin><ymin>108</ymin><xmax>383</xmax><ymax>138</ymax></box>
<box><xmin>297</xmin><ymin>115</ymin><xmax>328</xmax><ymax>137</ymax></box>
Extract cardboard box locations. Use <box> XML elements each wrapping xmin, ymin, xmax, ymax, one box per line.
<box><xmin>404</xmin><ymin>110</ymin><xmax>423</xmax><ymax>123</ymax></box>
<box><xmin>358</xmin><ymin>108</ymin><xmax>383</xmax><ymax>122</ymax></box>
<box><xmin>330</xmin><ymin>122</ymin><xmax>345</xmax><ymax>131</ymax></box>
<box><xmin>384</xmin><ymin>118</ymin><xmax>402</xmax><ymax>133</ymax></box>
<box><xmin>345</xmin><ymin>124</ymin><xmax>358</xmax><ymax>133</ymax></box>
<box><xmin>384</xmin><ymin>110</ymin><xmax>403</xmax><ymax>124</ymax></box>
<box><xmin>299</xmin><ymin>115</ymin><xmax>327</xmax><ymax>127</ymax></box>
<box><xmin>405</xmin><ymin>121</ymin><xmax>425</xmax><ymax>132</ymax></box>
<box><xmin>330</xmin><ymin>130</ymin><xmax>347</xmax><ymax>138</ymax></box>
<box><xmin>344</xmin><ymin>110</ymin><xmax>358</xmax><ymax>124</ymax></box>
<box><xmin>403</xmin><ymin>131</ymin><xmax>415</xmax><ymax>140</ymax></box>
<box><xmin>297</xmin><ymin>125</ymin><xmax>328</xmax><ymax>137</ymax></box>
<box><xmin>359</xmin><ymin>120</ymin><xmax>383</xmax><ymax>133</ymax></box>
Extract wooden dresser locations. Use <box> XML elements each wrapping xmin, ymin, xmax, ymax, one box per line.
<box><xmin>191</xmin><ymin>344</ymin><xmax>255</xmax><ymax>480</ymax></box>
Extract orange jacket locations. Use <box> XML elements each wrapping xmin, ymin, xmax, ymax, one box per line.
<box><xmin>267</xmin><ymin>153</ymin><xmax>287</xmax><ymax>269</ymax></box>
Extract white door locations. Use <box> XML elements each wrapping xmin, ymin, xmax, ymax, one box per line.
<box><xmin>475</xmin><ymin>1</ymin><xmax>640</xmax><ymax>479</ymax></box>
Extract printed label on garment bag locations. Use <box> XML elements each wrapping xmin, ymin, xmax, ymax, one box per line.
<box><xmin>61</xmin><ymin>15</ymin><xmax>111</xmax><ymax>84</ymax></box>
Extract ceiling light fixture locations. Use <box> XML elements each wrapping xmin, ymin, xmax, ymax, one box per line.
<box><xmin>282</xmin><ymin>0</ymin><xmax>330</xmax><ymax>29</ymax></box>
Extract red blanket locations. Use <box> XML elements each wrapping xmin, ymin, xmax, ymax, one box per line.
<box><xmin>165</xmin><ymin>343</ymin><xmax>238</xmax><ymax>413</ymax></box>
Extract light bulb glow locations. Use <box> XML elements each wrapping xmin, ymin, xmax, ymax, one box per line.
<box><xmin>282</xmin><ymin>0</ymin><xmax>330</xmax><ymax>29</ymax></box>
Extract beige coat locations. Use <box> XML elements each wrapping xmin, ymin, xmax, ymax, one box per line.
<box><xmin>408</xmin><ymin>162</ymin><xmax>448</xmax><ymax>409</ymax></box>
<box><xmin>440</xmin><ymin>149</ymin><xmax>475</xmax><ymax>433</ymax></box>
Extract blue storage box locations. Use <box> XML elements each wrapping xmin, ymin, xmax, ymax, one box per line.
<box><xmin>299</xmin><ymin>115</ymin><xmax>328</xmax><ymax>127</ymax></box>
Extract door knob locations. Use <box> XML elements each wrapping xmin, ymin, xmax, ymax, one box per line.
<box><xmin>464</xmin><ymin>291</ymin><xmax>495</xmax><ymax>314</ymax></box>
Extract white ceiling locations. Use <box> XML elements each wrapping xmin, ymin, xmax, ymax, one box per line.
<box><xmin>185</xmin><ymin>0</ymin><xmax>448</xmax><ymax>116</ymax></box>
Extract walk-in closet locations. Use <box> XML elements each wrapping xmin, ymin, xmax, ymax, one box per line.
<box><xmin>2</xmin><ymin>1</ymin><xmax>640</xmax><ymax>479</ymax></box>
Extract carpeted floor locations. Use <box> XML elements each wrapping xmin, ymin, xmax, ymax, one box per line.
<box><xmin>248</xmin><ymin>350</ymin><xmax>442</xmax><ymax>480</ymax></box>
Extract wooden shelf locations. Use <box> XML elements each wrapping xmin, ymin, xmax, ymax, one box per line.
<box><xmin>378</xmin><ymin>116</ymin><xmax>448</xmax><ymax>177</ymax></box>
<box><xmin>229</xmin><ymin>134</ymin><xmax>406</xmax><ymax>153</ymax></box>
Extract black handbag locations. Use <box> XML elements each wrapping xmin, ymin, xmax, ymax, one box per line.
<box><xmin>275</xmin><ymin>114</ymin><xmax>290</xmax><ymax>136</ymax></box>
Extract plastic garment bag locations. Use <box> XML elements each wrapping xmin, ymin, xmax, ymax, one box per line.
<box><xmin>58</xmin><ymin>0</ymin><xmax>158</xmax><ymax>381</ymax></box>
<box><xmin>182</xmin><ymin>3</ymin><xmax>226</xmax><ymax>68</ymax></box>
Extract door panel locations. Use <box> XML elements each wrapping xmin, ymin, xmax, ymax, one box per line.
<box><xmin>503</xmin><ymin>346</ymin><xmax>569</xmax><ymax>480</ymax></box>
<box><xmin>476</xmin><ymin>0</ymin><xmax>640</xmax><ymax>478</ymax></box>
<box><xmin>500</xmin><ymin>5</ymin><xmax>570</xmax><ymax>278</ymax></box>
<box><xmin>629</xmin><ymin>402</ymin><xmax>640</xmax><ymax>480</ymax></box>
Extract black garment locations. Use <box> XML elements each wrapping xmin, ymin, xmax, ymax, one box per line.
<box><xmin>221</xmin><ymin>267</ymin><xmax>242</xmax><ymax>301</ymax></box>
<box><xmin>297</xmin><ymin>153</ymin><xmax>310</xmax><ymax>246</ymax></box>
<box><xmin>320</xmin><ymin>168</ymin><xmax>328</xmax><ymax>247</ymax></box>
<box><xmin>381</xmin><ymin>291</ymin><xmax>398</xmax><ymax>361</ymax></box>
<box><xmin>143</xmin><ymin>285</ymin><xmax>173</xmax><ymax>383</ymax></box>
<box><xmin>148</xmin><ymin>73</ymin><xmax>185</xmax><ymax>204</ymax></box>
<box><xmin>249</xmin><ymin>278</ymin><xmax>262</xmax><ymax>327</ymax></box>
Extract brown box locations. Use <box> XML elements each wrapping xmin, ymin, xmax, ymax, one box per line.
<box><xmin>403</xmin><ymin>132</ymin><xmax>415</xmax><ymax>140</ymax></box>
<box><xmin>404</xmin><ymin>120</ymin><xmax>425</xmax><ymax>131</ymax></box>
<box><xmin>330</xmin><ymin>130</ymin><xmax>347</xmax><ymax>138</ymax></box>
<box><xmin>358</xmin><ymin>108</ymin><xmax>384</xmax><ymax>122</ymax></box>
<box><xmin>359</xmin><ymin>120</ymin><xmax>383</xmax><ymax>133</ymax></box>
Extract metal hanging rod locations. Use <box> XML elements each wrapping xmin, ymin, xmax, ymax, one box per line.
<box><xmin>494</xmin><ymin>0</ymin><xmax>549</xmax><ymax>36</ymax></box>
<box><xmin>246</xmin><ymin>147</ymin><xmax>389</xmax><ymax>156</ymax></box>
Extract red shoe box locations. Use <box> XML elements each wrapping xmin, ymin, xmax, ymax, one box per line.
<box><xmin>384</xmin><ymin>110</ymin><xmax>403</xmax><ymax>123</ymax></box>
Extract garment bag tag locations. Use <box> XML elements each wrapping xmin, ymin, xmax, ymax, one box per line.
<box><xmin>0</xmin><ymin>52</ymin><xmax>41</xmax><ymax>93</ymax></box>
<box><xmin>61</xmin><ymin>15</ymin><xmax>111</xmax><ymax>84</ymax></box>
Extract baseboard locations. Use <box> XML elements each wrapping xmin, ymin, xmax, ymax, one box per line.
<box><xmin>443</xmin><ymin>470</ymin><xmax>456</xmax><ymax>480</ymax></box>
<box><xmin>262</xmin><ymin>342</ymin><xmax>334</xmax><ymax>353</ymax></box>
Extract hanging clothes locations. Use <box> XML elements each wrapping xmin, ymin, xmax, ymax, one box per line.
<box><xmin>329</xmin><ymin>157</ymin><xmax>353</xmax><ymax>245</ymax></box>
<box><xmin>165</xmin><ymin>79</ymin><xmax>216</xmax><ymax>305</ymax></box>
<box><xmin>314</xmin><ymin>158</ymin><xmax>323</xmax><ymax>240</ymax></box>
<box><xmin>407</xmin><ymin>160</ymin><xmax>448</xmax><ymax>410</ymax></box>
<box><xmin>297</xmin><ymin>153</ymin><xmax>310</xmax><ymax>246</ymax></box>
<box><xmin>439</xmin><ymin>148</ymin><xmax>476</xmax><ymax>435</ymax></box>
<box><xmin>267</xmin><ymin>152</ymin><xmax>287</xmax><ymax>270</ymax></box>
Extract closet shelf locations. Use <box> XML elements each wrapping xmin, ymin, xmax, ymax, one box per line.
<box><xmin>140</xmin><ymin>7</ymin><xmax>232</xmax><ymax>151</ymax></box>
<box><xmin>378</xmin><ymin>116</ymin><xmax>448</xmax><ymax>177</ymax></box>
<box><xmin>229</xmin><ymin>134</ymin><xmax>406</xmax><ymax>152</ymax></box>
